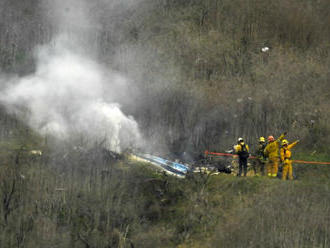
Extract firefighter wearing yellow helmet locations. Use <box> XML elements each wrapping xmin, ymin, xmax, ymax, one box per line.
<box><xmin>280</xmin><ymin>139</ymin><xmax>299</xmax><ymax>180</ymax></box>
<box><xmin>254</xmin><ymin>137</ymin><xmax>267</xmax><ymax>176</ymax></box>
<box><xmin>264</xmin><ymin>132</ymin><xmax>286</xmax><ymax>177</ymax></box>
<box><xmin>234</xmin><ymin>138</ymin><xmax>250</xmax><ymax>176</ymax></box>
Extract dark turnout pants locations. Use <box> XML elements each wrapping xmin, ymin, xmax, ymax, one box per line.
<box><xmin>238</xmin><ymin>157</ymin><xmax>248</xmax><ymax>176</ymax></box>
<box><xmin>254</xmin><ymin>159</ymin><xmax>265</xmax><ymax>175</ymax></box>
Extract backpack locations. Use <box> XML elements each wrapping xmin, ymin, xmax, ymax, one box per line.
<box><xmin>258</xmin><ymin>143</ymin><xmax>267</xmax><ymax>158</ymax></box>
<box><xmin>239</xmin><ymin>144</ymin><xmax>249</xmax><ymax>159</ymax></box>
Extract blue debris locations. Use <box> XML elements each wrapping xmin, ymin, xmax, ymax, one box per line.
<box><xmin>137</xmin><ymin>153</ymin><xmax>190</xmax><ymax>176</ymax></box>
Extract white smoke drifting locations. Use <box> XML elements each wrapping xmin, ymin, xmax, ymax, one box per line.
<box><xmin>0</xmin><ymin>0</ymin><xmax>141</xmax><ymax>153</ymax></box>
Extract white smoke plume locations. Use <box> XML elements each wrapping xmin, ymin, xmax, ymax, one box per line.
<box><xmin>0</xmin><ymin>0</ymin><xmax>141</xmax><ymax>153</ymax></box>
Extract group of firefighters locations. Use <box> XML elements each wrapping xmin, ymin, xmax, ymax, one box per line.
<box><xmin>234</xmin><ymin>132</ymin><xmax>299</xmax><ymax>180</ymax></box>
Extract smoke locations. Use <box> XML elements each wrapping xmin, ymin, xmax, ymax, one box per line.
<box><xmin>0</xmin><ymin>0</ymin><xmax>142</xmax><ymax>153</ymax></box>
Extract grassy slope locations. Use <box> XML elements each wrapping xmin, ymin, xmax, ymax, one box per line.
<box><xmin>177</xmin><ymin>173</ymin><xmax>330</xmax><ymax>248</ymax></box>
<box><xmin>0</xmin><ymin>121</ymin><xmax>329</xmax><ymax>247</ymax></box>
<box><xmin>0</xmin><ymin>134</ymin><xmax>329</xmax><ymax>247</ymax></box>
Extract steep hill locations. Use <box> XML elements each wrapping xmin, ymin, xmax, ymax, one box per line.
<box><xmin>1</xmin><ymin>0</ymin><xmax>330</xmax><ymax>154</ymax></box>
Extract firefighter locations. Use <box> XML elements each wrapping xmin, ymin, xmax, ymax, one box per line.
<box><xmin>280</xmin><ymin>139</ymin><xmax>299</xmax><ymax>180</ymax></box>
<box><xmin>264</xmin><ymin>132</ymin><xmax>286</xmax><ymax>177</ymax></box>
<box><xmin>234</xmin><ymin>138</ymin><xmax>250</xmax><ymax>177</ymax></box>
<box><xmin>254</xmin><ymin>136</ymin><xmax>267</xmax><ymax>176</ymax></box>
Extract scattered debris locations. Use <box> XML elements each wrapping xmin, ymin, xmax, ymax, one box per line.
<box><xmin>261</xmin><ymin>46</ymin><xmax>269</xmax><ymax>52</ymax></box>
<box><xmin>130</xmin><ymin>151</ymin><xmax>237</xmax><ymax>178</ymax></box>
<box><xmin>310</xmin><ymin>150</ymin><xmax>317</xmax><ymax>156</ymax></box>
<box><xmin>130</xmin><ymin>153</ymin><xmax>190</xmax><ymax>178</ymax></box>
<box><xmin>193</xmin><ymin>166</ymin><xmax>220</xmax><ymax>175</ymax></box>
<box><xmin>29</xmin><ymin>150</ymin><xmax>42</xmax><ymax>156</ymax></box>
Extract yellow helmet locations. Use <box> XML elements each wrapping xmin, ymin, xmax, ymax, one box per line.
<box><xmin>259</xmin><ymin>137</ymin><xmax>265</xmax><ymax>142</ymax></box>
<box><xmin>282</xmin><ymin>139</ymin><xmax>289</xmax><ymax>146</ymax></box>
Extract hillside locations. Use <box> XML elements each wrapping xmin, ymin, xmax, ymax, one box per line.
<box><xmin>1</xmin><ymin>0</ymin><xmax>330</xmax><ymax>154</ymax></box>
<box><xmin>0</xmin><ymin>128</ymin><xmax>329</xmax><ymax>247</ymax></box>
<box><xmin>0</xmin><ymin>0</ymin><xmax>330</xmax><ymax>247</ymax></box>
